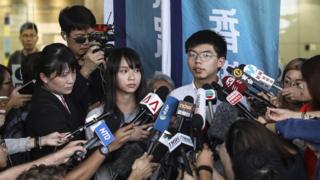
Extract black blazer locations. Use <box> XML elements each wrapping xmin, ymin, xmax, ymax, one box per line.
<box><xmin>26</xmin><ymin>85</ymin><xmax>85</xmax><ymax>160</ymax></box>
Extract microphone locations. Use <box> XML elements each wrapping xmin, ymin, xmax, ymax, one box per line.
<box><xmin>194</xmin><ymin>89</ymin><xmax>207</xmax><ymax>129</ymax></box>
<box><xmin>64</xmin><ymin>111</ymin><xmax>113</xmax><ymax>139</ymax></box>
<box><xmin>227</xmin><ymin>66</ymin><xmax>271</xmax><ymax>95</ymax></box>
<box><xmin>222</xmin><ymin>76</ymin><xmax>276</xmax><ymax>108</ymax></box>
<box><xmin>174</xmin><ymin>96</ymin><xmax>194</xmax><ymax>133</ymax></box>
<box><xmin>207</xmin><ymin>102</ymin><xmax>239</xmax><ymax>149</ymax></box>
<box><xmin>147</xmin><ymin>96</ymin><xmax>179</xmax><ymax>154</ymax></box>
<box><xmin>202</xmin><ymin>84</ymin><xmax>217</xmax><ymax>123</ymax></box>
<box><xmin>190</xmin><ymin>114</ymin><xmax>207</xmax><ymax>150</ymax></box>
<box><xmin>170</xmin><ymin>96</ymin><xmax>195</xmax><ymax>175</ymax></box>
<box><xmin>131</xmin><ymin>89</ymin><xmax>166</xmax><ymax>125</ymax></box>
<box><xmin>242</xmin><ymin>64</ymin><xmax>282</xmax><ymax>91</ymax></box>
<box><xmin>212</xmin><ymin>82</ymin><xmax>257</xmax><ymax>121</ymax></box>
<box><xmin>68</xmin><ymin>121</ymin><xmax>115</xmax><ymax>165</ymax></box>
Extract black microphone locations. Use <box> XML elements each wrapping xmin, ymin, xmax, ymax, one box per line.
<box><xmin>170</xmin><ymin>96</ymin><xmax>195</xmax><ymax>175</ymax></box>
<box><xmin>212</xmin><ymin>82</ymin><xmax>257</xmax><ymax>121</ymax></box>
<box><xmin>64</xmin><ymin>111</ymin><xmax>112</xmax><ymax>139</ymax></box>
<box><xmin>131</xmin><ymin>86</ymin><xmax>169</xmax><ymax>125</ymax></box>
<box><xmin>174</xmin><ymin>96</ymin><xmax>194</xmax><ymax>133</ymax></box>
<box><xmin>190</xmin><ymin>114</ymin><xmax>207</xmax><ymax>150</ymax></box>
<box><xmin>207</xmin><ymin>102</ymin><xmax>239</xmax><ymax>149</ymax></box>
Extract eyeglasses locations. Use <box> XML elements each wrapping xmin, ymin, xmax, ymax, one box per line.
<box><xmin>283</xmin><ymin>79</ymin><xmax>305</xmax><ymax>89</ymax></box>
<box><xmin>70</xmin><ymin>35</ymin><xmax>94</xmax><ymax>44</ymax></box>
<box><xmin>187</xmin><ymin>51</ymin><xmax>217</xmax><ymax>62</ymax></box>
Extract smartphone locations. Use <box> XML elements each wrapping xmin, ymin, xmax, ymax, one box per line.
<box><xmin>18</xmin><ymin>80</ymin><xmax>36</xmax><ymax>94</ymax></box>
<box><xmin>0</xmin><ymin>96</ymin><xmax>9</xmax><ymax>110</ymax></box>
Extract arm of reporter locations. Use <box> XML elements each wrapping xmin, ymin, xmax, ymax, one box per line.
<box><xmin>127</xmin><ymin>153</ymin><xmax>159</xmax><ymax>180</ymax></box>
<box><xmin>5</xmin><ymin>132</ymin><xmax>68</xmax><ymax>155</ymax></box>
<box><xmin>0</xmin><ymin>141</ymin><xmax>84</xmax><ymax>180</ymax></box>
<box><xmin>275</xmin><ymin>118</ymin><xmax>320</xmax><ymax>143</ymax></box>
<box><xmin>65</xmin><ymin>124</ymin><xmax>134</xmax><ymax>180</ymax></box>
<box><xmin>216</xmin><ymin>143</ymin><xmax>234</xmax><ymax>180</ymax></box>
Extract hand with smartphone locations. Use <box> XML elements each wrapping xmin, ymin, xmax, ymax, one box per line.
<box><xmin>5</xmin><ymin>83</ymin><xmax>33</xmax><ymax>111</ymax></box>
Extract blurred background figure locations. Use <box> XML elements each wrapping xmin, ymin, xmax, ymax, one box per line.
<box><xmin>8</xmin><ymin>22</ymin><xmax>39</xmax><ymax>72</ymax></box>
<box><xmin>147</xmin><ymin>71</ymin><xmax>175</xmax><ymax>92</ymax></box>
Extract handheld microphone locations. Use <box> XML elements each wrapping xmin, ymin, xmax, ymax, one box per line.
<box><xmin>68</xmin><ymin>121</ymin><xmax>115</xmax><ymax>165</ymax></box>
<box><xmin>212</xmin><ymin>82</ymin><xmax>257</xmax><ymax>121</ymax></box>
<box><xmin>242</xmin><ymin>64</ymin><xmax>282</xmax><ymax>91</ymax></box>
<box><xmin>174</xmin><ymin>96</ymin><xmax>194</xmax><ymax>133</ymax></box>
<box><xmin>131</xmin><ymin>86</ymin><xmax>169</xmax><ymax>125</ymax></box>
<box><xmin>194</xmin><ymin>89</ymin><xmax>207</xmax><ymax>129</ymax></box>
<box><xmin>202</xmin><ymin>84</ymin><xmax>217</xmax><ymax>123</ymax></box>
<box><xmin>64</xmin><ymin>111</ymin><xmax>112</xmax><ymax>139</ymax></box>
<box><xmin>222</xmin><ymin>76</ymin><xmax>276</xmax><ymax>108</ymax></box>
<box><xmin>227</xmin><ymin>66</ymin><xmax>271</xmax><ymax>95</ymax></box>
<box><xmin>147</xmin><ymin>96</ymin><xmax>179</xmax><ymax>154</ymax></box>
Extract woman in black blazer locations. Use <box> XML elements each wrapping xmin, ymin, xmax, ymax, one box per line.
<box><xmin>26</xmin><ymin>43</ymin><xmax>85</xmax><ymax>160</ymax></box>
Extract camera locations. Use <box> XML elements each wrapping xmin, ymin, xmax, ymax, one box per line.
<box><xmin>90</xmin><ymin>24</ymin><xmax>115</xmax><ymax>57</ymax></box>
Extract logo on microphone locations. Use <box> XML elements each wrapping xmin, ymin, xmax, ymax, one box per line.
<box><xmin>226</xmin><ymin>90</ymin><xmax>243</xmax><ymax>105</ymax></box>
<box><xmin>159</xmin><ymin>104</ymin><xmax>169</xmax><ymax>120</ymax></box>
<box><xmin>225</xmin><ymin>77</ymin><xmax>235</xmax><ymax>87</ymax></box>
<box><xmin>95</xmin><ymin>121</ymin><xmax>115</xmax><ymax>146</ymax></box>
<box><xmin>233</xmin><ymin>68</ymin><xmax>243</xmax><ymax>78</ymax></box>
<box><xmin>205</xmin><ymin>89</ymin><xmax>216</xmax><ymax>100</ymax></box>
<box><xmin>140</xmin><ymin>93</ymin><xmax>163</xmax><ymax>115</ymax></box>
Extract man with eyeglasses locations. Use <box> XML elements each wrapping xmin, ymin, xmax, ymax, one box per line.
<box><xmin>170</xmin><ymin>30</ymin><xmax>227</xmax><ymax>102</ymax></box>
<box><xmin>8</xmin><ymin>22</ymin><xmax>39</xmax><ymax>80</ymax></box>
<box><xmin>59</xmin><ymin>5</ymin><xmax>105</xmax><ymax>115</ymax></box>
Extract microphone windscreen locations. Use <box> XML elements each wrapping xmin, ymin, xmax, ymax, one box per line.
<box><xmin>202</xmin><ymin>83</ymin><xmax>212</xmax><ymax>90</ymax></box>
<box><xmin>238</xmin><ymin>64</ymin><xmax>246</xmax><ymax>70</ymax></box>
<box><xmin>208</xmin><ymin>102</ymin><xmax>239</xmax><ymax>141</ymax></box>
<box><xmin>183</xmin><ymin>95</ymin><xmax>194</xmax><ymax>103</ymax></box>
<box><xmin>156</xmin><ymin>86</ymin><xmax>170</xmax><ymax>101</ymax></box>
<box><xmin>191</xmin><ymin>114</ymin><xmax>204</xmax><ymax>130</ymax></box>
<box><xmin>211</xmin><ymin>82</ymin><xmax>227</xmax><ymax>101</ymax></box>
<box><xmin>226</xmin><ymin>66</ymin><xmax>234</xmax><ymax>74</ymax></box>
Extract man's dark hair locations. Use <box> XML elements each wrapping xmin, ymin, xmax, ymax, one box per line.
<box><xmin>233</xmin><ymin>148</ymin><xmax>285</xmax><ymax>180</ymax></box>
<box><xmin>20</xmin><ymin>22</ymin><xmax>38</xmax><ymax>34</ymax></box>
<box><xmin>59</xmin><ymin>5</ymin><xmax>96</xmax><ymax>35</ymax></box>
<box><xmin>185</xmin><ymin>29</ymin><xmax>227</xmax><ymax>58</ymax></box>
<box><xmin>16</xmin><ymin>165</ymin><xmax>66</xmax><ymax>180</ymax></box>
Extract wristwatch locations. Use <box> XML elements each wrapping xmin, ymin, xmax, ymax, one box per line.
<box><xmin>99</xmin><ymin>145</ymin><xmax>110</xmax><ymax>156</ymax></box>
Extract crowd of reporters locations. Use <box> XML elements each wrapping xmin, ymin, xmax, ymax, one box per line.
<box><xmin>0</xmin><ymin>4</ymin><xmax>320</xmax><ymax>180</ymax></box>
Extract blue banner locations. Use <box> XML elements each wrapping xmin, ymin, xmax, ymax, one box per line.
<box><xmin>125</xmin><ymin>0</ymin><xmax>162</xmax><ymax>78</ymax></box>
<box><xmin>181</xmin><ymin>0</ymin><xmax>280</xmax><ymax>85</ymax></box>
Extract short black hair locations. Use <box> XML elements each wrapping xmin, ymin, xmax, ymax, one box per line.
<box><xmin>59</xmin><ymin>5</ymin><xmax>96</xmax><ymax>35</ymax></box>
<box><xmin>20</xmin><ymin>22</ymin><xmax>38</xmax><ymax>34</ymax></box>
<box><xmin>36</xmin><ymin>43</ymin><xmax>76</xmax><ymax>84</ymax></box>
<box><xmin>185</xmin><ymin>29</ymin><xmax>227</xmax><ymax>58</ymax></box>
